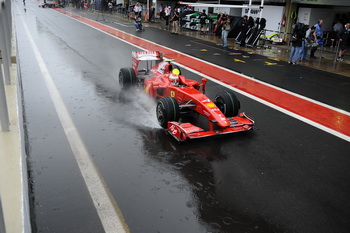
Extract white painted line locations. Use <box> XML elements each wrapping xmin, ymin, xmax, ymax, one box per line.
<box><xmin>58</xmin><ymin>12</ymin><xmax>350</xmax><ymax>142</ymax></box>
<box><xmin>113</xmin><ymin>22</ymin><xmax>131</xmax><ymax>27</ymax></box>
<box><xmin>19</xmin><ymin>10</ymin><xmax>129</xmax><ymax>233</ymax></box>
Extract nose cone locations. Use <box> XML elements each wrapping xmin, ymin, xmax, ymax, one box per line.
<box><xmin>217</xmin><ymin>117</ymin><xmax>230</xmax><ymax>128</ymax></box>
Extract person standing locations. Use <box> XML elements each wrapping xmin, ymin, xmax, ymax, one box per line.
<box><xmin>159</xmin><ymin>4</ymin><xmax>164</xmax><ymax>19</ymax></box>
<box><xmin>310</xmin><ymin>19</ymin><xmax>323</xmax><ymax>58</ymax></box>
<box><xmin>336</xmin><ymin>23</ymin><xmax>350</xmax><ymax>61</ymax></box>
<box><xmin>165</xmin><ymin>6</ymin><xmax>171</xmax><ymax>29</ymax></box>
<box><xmin>199</xmin><ymin>9</ymin><xmax>208</xmax><ymax>34</ymax></box>
<box><xmin>221</xmin><ymin>14</ymin><xmax>231</xmax><ymax>48</ymax></box>
<box><xmin>108</xmin><ymin>1</ymin><xmax>113</xmax><ymax>14</ymax></box>
<box><xmin>289</xmin><ymin>23</ymin><xmax>305</xmax><ymax>65</ymax></box>
<box><xmin>239</xmin><ymin>15</ymin><xmax>249</xmax><ymax>47</ymax></box>
<box><xmin>134</xmin><ymin>2</ymin><xmax>142</xmax><ymax>18</ymax></box>
<box><xmin>171</xmin><ymin>7</ymin><xmax>180</xmax><ymax>34</ymax></box>
<box><xmin>149</xmin><ymin>6</ymin><xmax>155</xmax><ymax>22</ymax></box>
<box><xmin>333</xmin><ymin>21</ymin><xmax>343</xmax><ymax>33</ymax></box>
<box><xmin>300</xmin><ymin>26</ymin><xmax>316</xmax><ymax>61</ymax></box>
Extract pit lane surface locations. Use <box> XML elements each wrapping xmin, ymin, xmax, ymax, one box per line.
<box><xmin>14</xmin><ymin>2</ymin><xmax>350</xmax><ymax>233</ymax></box>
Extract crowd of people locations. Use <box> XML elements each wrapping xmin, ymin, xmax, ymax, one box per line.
<box><xmin>136</xmin><ymin>4</ymin><xmax>350</xmax><ymax>60</ymax></box>
<box><xmin>156</xmin><ymin>6</ymin><xmax>233</xmax><ymax>48</ymax></box>
<box><xmin>288</xmin><ymin>19</ymin><xmax>350</xmax><ymax>65</ymax></box>
<box><xmin>79</xmin><ymin>1</ymin><xmax>349</xmax><ymax>62</ymax></box>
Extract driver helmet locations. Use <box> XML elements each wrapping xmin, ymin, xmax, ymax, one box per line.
<box><xmin>169</xmin><ymin>74</ymin><xmax>179</xmax><ymax>86</ymax></box>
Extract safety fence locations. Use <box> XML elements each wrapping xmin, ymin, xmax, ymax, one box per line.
<box><xmin>0</xmin><ymin>0</ymin><xmax>11</xmax><ymax>132</ymax></box>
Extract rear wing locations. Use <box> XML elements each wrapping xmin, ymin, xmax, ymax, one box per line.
<box><xmin>132</xmin><ymin>51</ymin><xmax>163</xmax><ymax>74</ymax></box>
<box><xmin>132</xmin><ymin>51</ymin><xmax>163</xmax><ymax>61</ymax></box>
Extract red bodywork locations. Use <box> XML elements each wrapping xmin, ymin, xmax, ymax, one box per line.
<box><xmin>132</xmin><ymin>51</ymin><xmax>254</xmax><ymax>141</ymax></box>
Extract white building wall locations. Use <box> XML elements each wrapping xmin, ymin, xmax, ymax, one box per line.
<box><xmin>298</xmin><ymin>8</ymin><xmax>311</xmax><ymax>25</ymax></box>
<box><xmin>229</xmin><ymin>8</ymin><xmax>241</xmax><ymax>16</ymax></box>
<box><xmin>308</xmin><ymin>8</ymin><xmax>334</xmax><ymax>31</ymax></box>
<box><xmin>194</xmin><ymin>6</ymin><xmax>209</xmax><ymax>13</ymax></box>
<box><xmin>215</xmin><ymin>7</ymin><xmax>230</xmax><ymax>15</ymax></box>
<box><xmin>298</xmin><ymin>7</ymin><xmax>335</xmax><ymax>31</ymax></box>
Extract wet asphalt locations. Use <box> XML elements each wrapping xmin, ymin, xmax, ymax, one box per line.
<box><xmin>14</xmin><ymin>1</ymin><xmax>350</xmax><ymax>233</ymax></box>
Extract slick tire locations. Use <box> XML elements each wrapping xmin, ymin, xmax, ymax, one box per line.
<box><xmin>119</xmin><ymin>67</ymin><xmax>137</xmax><ymax>90</ymax></box>
<box><xmin>215</xmin><ymin>91</ymin><xmax>240</xmax><ymax>117</ymax></box>
<box><xmin>156</xmin><ymin>97</ymin><xmax>180</xmax><ymax>129</ymax></box>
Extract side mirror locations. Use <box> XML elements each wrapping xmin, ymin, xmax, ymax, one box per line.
<box><xmin>201</xmin><ymin>78</ymin><xmax>207</xmax><ymax>94</ymax></box>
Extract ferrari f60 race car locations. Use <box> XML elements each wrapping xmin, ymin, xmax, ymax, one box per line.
<box><xmin>118</xmin><ymin>51</ymin><xmax>254</xmax><ymax>141</ymax></box>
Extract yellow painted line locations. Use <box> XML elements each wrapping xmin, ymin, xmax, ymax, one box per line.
<box><xmin>200</xmin><ymin>49</ymin><xmax>208</xmax><ymax>51</ymax></box>
<box><xmin>265</xmin><ymin>62</ymin><xmax>277</xmax><ymax>65</ymax></box>
<box><xmin>268</xmin><ymin>57</ymin><xmax>280</xmax><ymax>61</ymax></box>
<box><xmin>234</xmin><ymin>59</ymin><xmax>245</xmax><ymax>63</ymax></box>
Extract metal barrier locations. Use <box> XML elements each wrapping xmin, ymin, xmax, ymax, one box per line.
<box><xmin>0</xmin><ymin>199</ymin><xmax>5</xmax><ymax>233</ymax></box>
<box><xmin>0</xmin><ymin>0</ymin><xmax>12</xmax><ymax>131</ymax></box>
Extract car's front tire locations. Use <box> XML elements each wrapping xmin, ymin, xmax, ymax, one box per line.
<box><xmin>156</xmin><ymin>97</ymin><xmax>180</xmax><ymax>128</ymax></box>
<box><xmin>215</xmin><ymin>91</ymin><xmax>240</xmax><ymax>117</ymax></box>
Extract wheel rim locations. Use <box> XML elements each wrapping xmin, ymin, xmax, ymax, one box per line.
<box><xmin>216</xmin><ymin>98</ymin><xmax>226</xmax><ymax>114</ymax></box>
<box><xmin>157</xmin><ymin>104</ymin><xmax>164</xmax><ymax>123</ymax></box>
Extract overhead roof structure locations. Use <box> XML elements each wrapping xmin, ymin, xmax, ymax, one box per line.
<box><xmin>178</xmin><ymin>0</ymin><xmax>265</xmax><ymax>18</ymax></box>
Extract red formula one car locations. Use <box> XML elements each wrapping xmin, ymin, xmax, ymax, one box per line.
<box><xmin>118</xmin><ymin>51</ymin><xmax>254</xmax><ymax>141</ymax></box>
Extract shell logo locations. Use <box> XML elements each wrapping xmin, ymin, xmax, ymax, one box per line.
<box><xmin>206</xmin><ymin>103</ymin><xmax>216</xmax><ymax>107</ymax></box>
<box><xmin>170</xmin><ymin>91</ymin><xmax>175</xmax><ymax>97</ymax></box>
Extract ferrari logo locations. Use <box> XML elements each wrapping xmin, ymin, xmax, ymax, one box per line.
<box><xmin>170</xmin><ymin>91</ymin><xmax>175</xmax><ymax>97</ymax></box>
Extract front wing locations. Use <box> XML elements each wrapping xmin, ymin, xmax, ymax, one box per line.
<box><xmin>167</xmin><ymin>113</ymin><xmax>255</xmax><ymax>141</ymax></box>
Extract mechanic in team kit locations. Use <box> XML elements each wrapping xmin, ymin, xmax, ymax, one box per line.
<box><xmin>310</xmin><ymin>19</ymin><xmax>324</xmax><ymax>58</ymax></box>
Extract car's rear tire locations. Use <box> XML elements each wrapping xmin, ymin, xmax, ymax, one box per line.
<box><xmin>215</xmin><ymin>91</ymin><xmax>240</xmax><ymax>117</ymax></box>
<box><xmin>119</xmin><ymin>67</ymin><xmax>137</xmax><ymax>90</ymax></box>
<box><xmin>157</xmin><ymin>97</ymin><xmax>180</xmax><ymax>128</ymax></box>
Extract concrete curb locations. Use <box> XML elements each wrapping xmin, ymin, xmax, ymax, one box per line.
<box><xmin>0</xmin><ymin>8</ymin><xmax>31</xmax><ymax>233</ymax></box>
